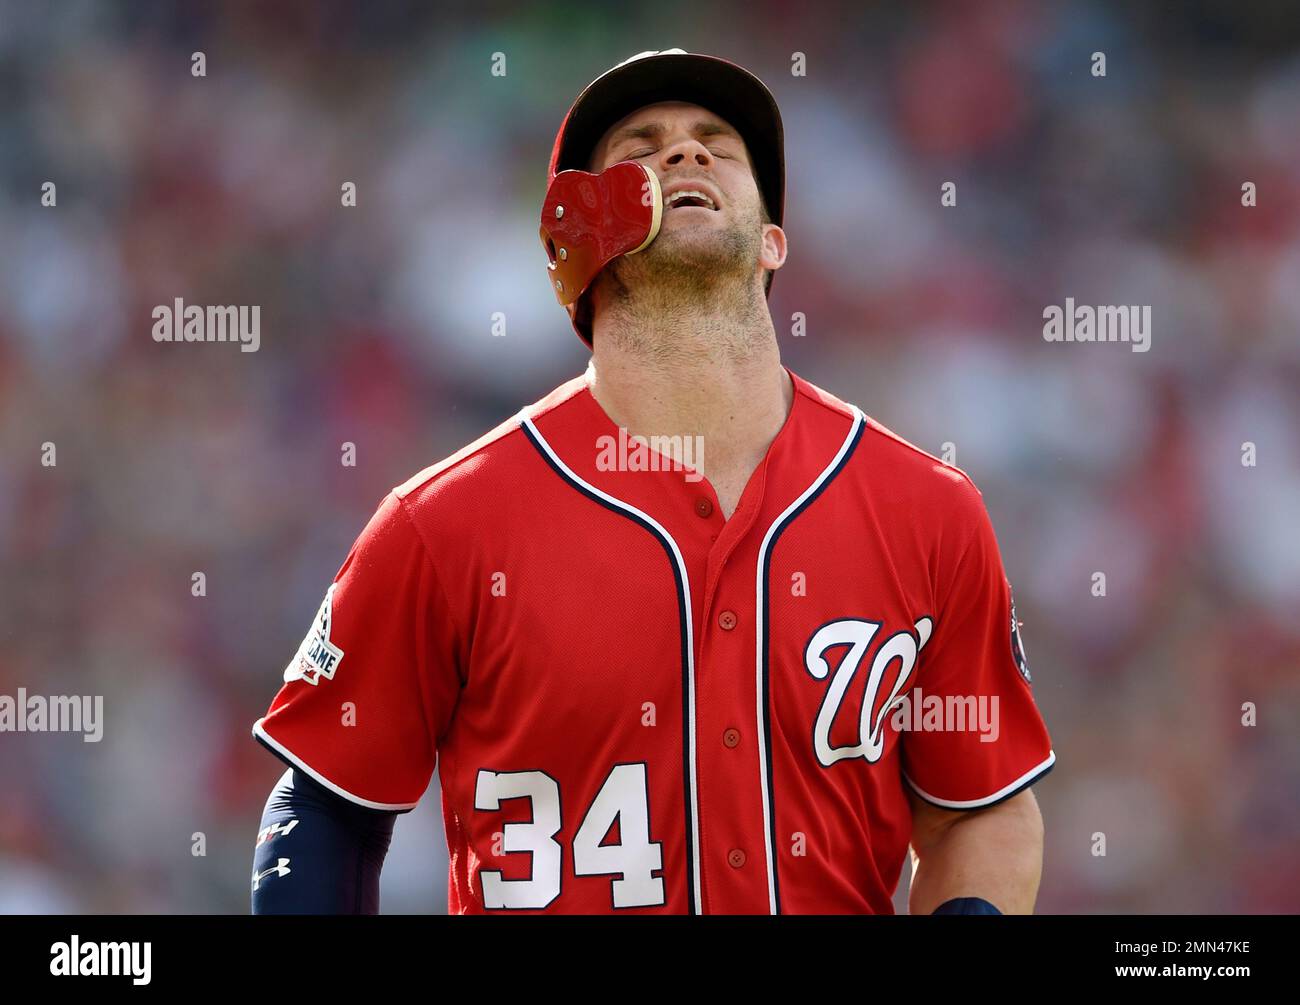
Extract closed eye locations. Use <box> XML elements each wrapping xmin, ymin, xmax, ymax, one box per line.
<box><xmin>625</xmin><ymin>146</ymin><xmax>733</xmax><ymax>160</ymax></box>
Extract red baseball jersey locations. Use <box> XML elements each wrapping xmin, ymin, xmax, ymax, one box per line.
<box><xmin>254</xmin><ymin>368</ymin><xmax>1055</xmax><ymax>914</ymax></box>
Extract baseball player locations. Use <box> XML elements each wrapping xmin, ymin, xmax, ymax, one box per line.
<box><xmin>251</xmin><ymin>49</ymin><xmax>1054</xmax><ymax>915</ymax></box>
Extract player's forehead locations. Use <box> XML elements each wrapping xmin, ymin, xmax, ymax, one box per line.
<box><xmin>589</xmin><ymin>101</ymin><xmax>750</xmax><ymax>170</ymax></box>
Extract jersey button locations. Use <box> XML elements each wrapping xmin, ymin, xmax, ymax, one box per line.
<box><xmin>728</xmin><ymin>849</ymin><xmax>746</xmax><ymax>869</ymax></box>
<box><xmin>694</xmin><ymin>497</ymin><xmax>714</xmax><ymax>518</ymax></box>
<box><xmin>723</xmin><ymin>727</ymin><xmax>741</xmax><ymax>748</ymax></box>
<box><xmin>718</xmin><ymin>610</ymin><xmax>737</xmax><ymax>631</ymax></box>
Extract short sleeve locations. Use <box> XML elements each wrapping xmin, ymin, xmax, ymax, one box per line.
<box><xmin>253</xmin><ymin>492</ymin><xmax>460</xmax><ymax>811</ymax></box>
<box><xmin>900</xmin><ymin>482</ymin><xmax>1055</xmax><ymax>810</ymax></box>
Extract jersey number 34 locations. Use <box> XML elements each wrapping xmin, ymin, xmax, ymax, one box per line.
<box><xmin>474</xmin><ymin>762</ymin><xmax>664</xmax><ymax>910</ymax></box>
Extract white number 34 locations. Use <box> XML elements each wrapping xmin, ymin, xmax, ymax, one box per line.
<box><xmin>474</xmin><ymin>762</ymin><xmax>665</xmax><ymax>910</ymax></box>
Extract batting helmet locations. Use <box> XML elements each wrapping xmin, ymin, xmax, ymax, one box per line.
<box><xmin>540</xmin><ymin>48</ymin><xmax>786</xmax><ymax>347</ymax></box>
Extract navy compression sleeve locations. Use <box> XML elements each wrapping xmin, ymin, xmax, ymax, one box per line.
<box><xmin>251</xmin><ymin>768</ymin><xmax>398</xmax><ymax>914</ymax></box>
<box><xmin>932</xmin><ymin>897</ymin><xmax>1003</xmax><ymax>915</ymax></box>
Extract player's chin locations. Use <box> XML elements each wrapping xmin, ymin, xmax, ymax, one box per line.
<box><xmin>659</xmin><ymin>217</ymin><xmax>730</xmax><ymax>249</ymax></box>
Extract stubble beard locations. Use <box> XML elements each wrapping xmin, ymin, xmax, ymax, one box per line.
<box><xmin>593</xmin><ymin>206</ymin><xmax>768</xmax><ymax>362</ymax></box>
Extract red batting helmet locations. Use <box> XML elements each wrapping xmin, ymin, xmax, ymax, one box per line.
<box><xmin>541</xmin><ymin>48</ymin><xmax>786</xmax><ymax>347</ymax></box>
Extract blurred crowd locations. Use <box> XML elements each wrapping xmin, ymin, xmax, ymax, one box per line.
<box><xmin>0</xmin><ymin>0</ymin><xmax>1297</xmax><ymax>913</ymax></box>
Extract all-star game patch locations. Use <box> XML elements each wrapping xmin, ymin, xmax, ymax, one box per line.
<box><xmin>284</xmin><ymin>583</ymin><xmax>344</xmax><ymax>686</ymax></box>
<box><xmin>1010</xmin><ymin>594</ymin><xmax>1031</xmax><ymax>683</ymax></box>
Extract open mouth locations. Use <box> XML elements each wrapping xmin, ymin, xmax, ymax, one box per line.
<box><xmin>665</xmin><ymin>190</ymin><xmax>718</xmax><ymax>211</ymax></box>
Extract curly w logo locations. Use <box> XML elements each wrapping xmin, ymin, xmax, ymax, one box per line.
<box><xmin>804</xmin><ymin>617</ymin><xmax>933</xmax><ymax>767</ymax></box>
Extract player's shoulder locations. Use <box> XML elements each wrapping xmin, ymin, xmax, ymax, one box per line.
<box><xmin>390</xmin><ymin>374</ymin><xmax>588</xmax><ymax>507</ymax></box>
<box><xmin>793</xmin><ymin>370</ymin><xmax>987</xmax><ymax>519</ymax></box>
<box><xmin>390</xmin><ymin>414</ymin><xmax>521</xmax><ymax>503</ymax></box>
<box><xmin>863</xmin><ymin>415</ymin><xmax>981</xmax><ymax>499</ymax></box>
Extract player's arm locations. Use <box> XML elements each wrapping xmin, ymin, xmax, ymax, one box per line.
<box><xmin>250</xmin><ymin>492</ymin><xmax>461</xmax><ymax>911</ymax></box>
<box><xmin>901</xmin><ymin>474</ymin><xmax>1055</xmax><ymax>915</ymax></box>
<box><xmin>906</xmin><ymin>787</ymin><xmax>1043</xmax><ymax>915</ymax></box>
<box><xmin>251</xmin><ymin>768</ymin><xmax>397</xmax><ymax>914</ymax></box>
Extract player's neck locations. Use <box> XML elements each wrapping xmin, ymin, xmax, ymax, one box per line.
<box><xmin>584</xmin><ymin>326</ymin><xmax>793</xmax><ymax>505</ymax></box>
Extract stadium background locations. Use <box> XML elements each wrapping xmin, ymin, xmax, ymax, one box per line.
<box><xmin>1</xmin><ymin>0</ymin><xmax>1297</xmax><ymax>913</ymax></box>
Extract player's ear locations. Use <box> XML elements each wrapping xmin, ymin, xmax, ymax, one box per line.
<box><xmin>759</xmin><ymin>223</ymin><xmax>787</xmax><ymax>274</ymax></box>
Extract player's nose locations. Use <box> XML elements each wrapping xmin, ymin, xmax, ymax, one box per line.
<box><xmin>659</xmin><ymin>137</ymin><xmax>716</xmax><ymax>171</ymax></box>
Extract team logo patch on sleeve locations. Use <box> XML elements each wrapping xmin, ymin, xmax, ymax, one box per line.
<box><xmin>284</xmin><ymin>584</ymin><xmax>344</xmax><ymax>686</ymax></box>
<box><xmin>1009</xmin><ymin>594</ymin><xmax>1031</xmax><ymax>683</ymax></box>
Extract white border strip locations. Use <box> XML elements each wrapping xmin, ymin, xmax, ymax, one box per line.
<box><xmin>753</xmin><ymin>406</ymin><xmax>865</xmax><ymax>915</ymax></box>
<box><xmin>904</xmin><ymin>750</ymin><xmax>1057</xmax><ymax>810</ymax></box>
<box><xmin>522</xmin><ymin>416</ymin><xmax>702</xmax><ymax>915</ymax></box>
<box><xmin>253</xmin><ymin>717</ymin><xmax>421</xmax><ymax>812</ymax></box>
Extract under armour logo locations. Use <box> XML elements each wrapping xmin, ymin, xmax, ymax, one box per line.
<box><xmin>251</xmin><ymin>858</ymin><xmax>292</xmax><ymax>891</ymax></box>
